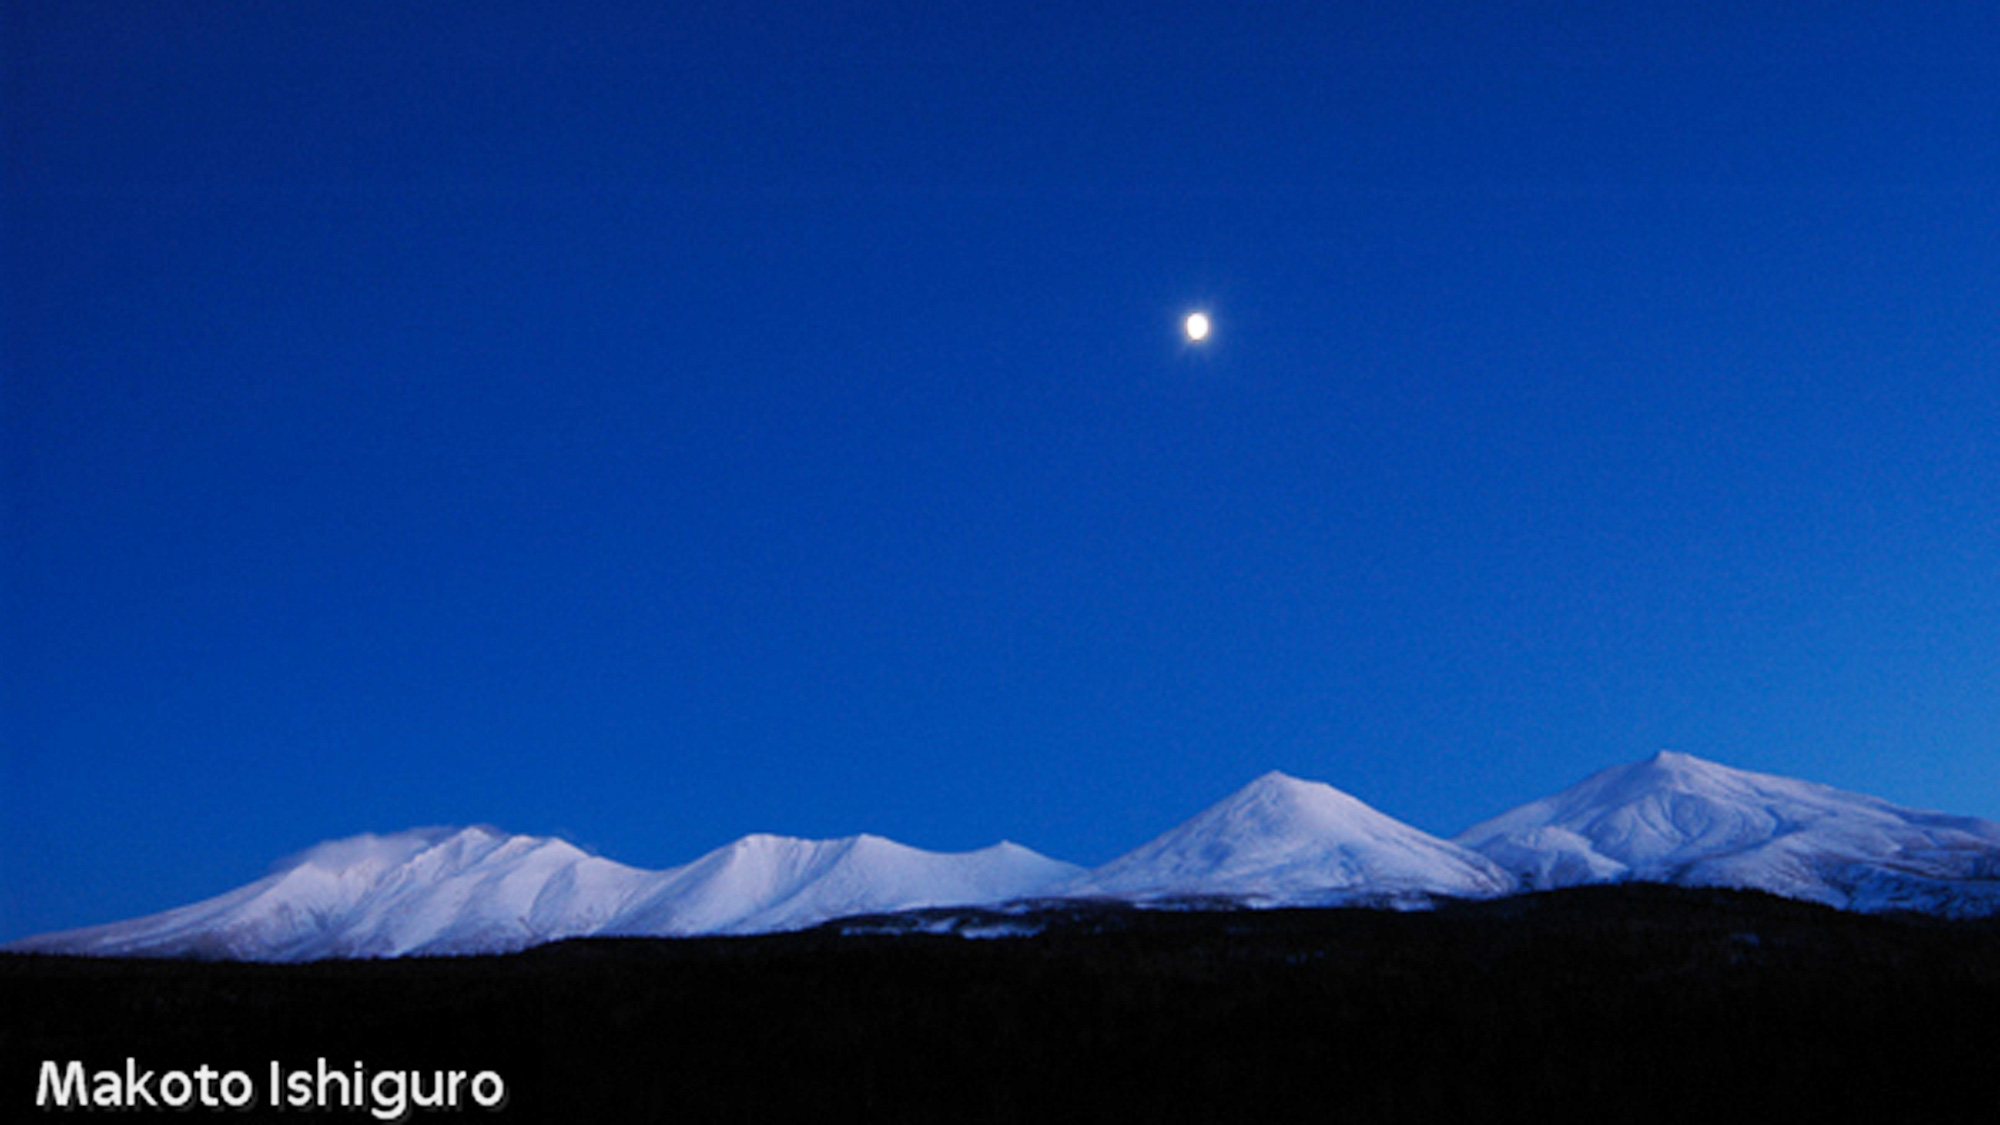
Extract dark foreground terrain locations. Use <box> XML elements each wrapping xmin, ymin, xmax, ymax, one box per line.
<box><xmin>8</xmin><ymin>885</ymin><xmax>2000</xmax><ymax>1122</ymax></box>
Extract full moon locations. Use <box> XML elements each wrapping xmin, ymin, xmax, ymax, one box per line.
<box><xmin>1184</xmin><ymin>311</ymin><xmax>1211</xmax><ymax>342</ymax></box>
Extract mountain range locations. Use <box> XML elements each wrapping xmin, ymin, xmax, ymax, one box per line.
<box><xmin>6</xmin><ymin>828</ymin><xmax>1077</xmax><ymax>960</ymax></box>
<box><xmin>13</xmin><ymin>751</ymin><xmax>2000</xmax><ymax>960</ymax></box>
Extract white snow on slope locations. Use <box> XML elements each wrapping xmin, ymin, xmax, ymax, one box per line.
<box><xmin>1061</xmin><ymin>771</ymin><xmax>1516</xmax><ymax>905</ymax></box>
<box><xmin>603</xmin><ymin>833</ymin><xmax>1081</xmax><ymax>936</ymax></box>
<box><xmin>1456</xmin><ymin>751</ymin><xmax>2000</xmax><ymax>915</ymax></box>
<box><xmin>7</xmin><ymin>827</ymin><xmax>1080</xmax><ymax>961</ymax></box>
<box><xmin>20</xmin><ymin>754</ymin><xmax>2000</xmax><ymax>960</ymax></box>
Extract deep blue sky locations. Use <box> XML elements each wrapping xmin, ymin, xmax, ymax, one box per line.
<box><xmin>7</xmin><ymin>2</ymin><xmax>2000</xmax><ymax>940</ymax></box>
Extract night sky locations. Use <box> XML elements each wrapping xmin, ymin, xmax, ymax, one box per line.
<box><xmin>7</xmin><ymin>2</ymin><xmax>2000</xmax><ymax>941</ymax></box>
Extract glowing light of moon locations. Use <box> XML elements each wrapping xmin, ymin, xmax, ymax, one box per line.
<box><xmin>1184</xmin><ymin>311</ymin><xmax>1211</xmax><ymax>342</ymax></box>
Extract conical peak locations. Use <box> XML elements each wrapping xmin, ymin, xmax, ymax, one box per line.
<box><xmin>1643</xmin><ymin>749</ymin><xmax>1720</xmax><ymax>774</ymax></box>
<box><xmin>1073</xmin><ymin>767</ymin><xmax>1512</xmax><ymax>902</ymax></box>
<box><xmin>1143</xmin><ymin>770</ymin><xmax>1460</xmax><ymax>865</ymax></box>
<box><xmin>1245</xmin><ymin>769</ymin><xmax>1315</xmax><ymax>793</ymax></box>
<box><xmin>1231</xmin><ymin>770</ymin><xmax>1349</xmax><ymax>805</ymax></box>
<box><xmin>1219</xmin><ymin>770</ymin><xmax>1380</xmax><ymax>824</ymax></box>
<box><xmin>1253</xmin><ymin>769</ymin><xmax>1306</xmax><ymax>785</ymax></box>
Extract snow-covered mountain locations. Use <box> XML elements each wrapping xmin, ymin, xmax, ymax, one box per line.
<box><xmin>1060</xmin><ymin>771</ymin><xmax>1515</xmax><ymax>906</ymax></box>
<box><xmin>1</xmin><ymin>827</ymin><xmax>639</xmax><ymax>960</ymax></box>
<box><xmin>20</xmin><ymin>755</ymin><xmax>2000</xmax><ymax>960</ymax></box>
<box><xmin>7</xmin><ymin>827</ymin><xmax>1080</xmax><ymax>961</ymax></box>
<box><xmin>604</xmin><ymin>832</ymin><xmax>1079</xmax><ymax>936</ymax></box>
<box><xmin>1456</xmin><ymin>751</ymin><xmax>2000</xmax><ymax>915</ymax></box>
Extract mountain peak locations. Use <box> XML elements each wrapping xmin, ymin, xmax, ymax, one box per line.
<box><xmin>1221</xmin><ymin>769</ymin><xmax>1346</xmax><ymax>808</ymax></box>
<box><xmin>276</xmin><ymin>826</ymin><xmax>488</xmax><ymax>875</ymax></box>
<box><xmin>1235</xmin><ymin>768</ymin><xmax>1404</xmax><ymax>810</ymax></box>
<box><xmin>1593</xmin><ymin>750</ymin><xmax>1743</xmax><ymax>793</ymax></box>
<box><xmin>1071</xmin><ymin>771</ymin><xmax>1513</xmax><ymax>904</ymax></box>
<box><xmin>1249</xmin><ymin>768</ymin><xmax>1311</xmax><ymax>787</ymax></box>
<box><xmin>1456</xmin><ymin>752</ymin><xmax>2000</xmax><ymax>911</ymax></box>
<box><xmin>1637</xmin><ymin>749</ymin><xmax>1729</xmax><ymax>778</ymax></box>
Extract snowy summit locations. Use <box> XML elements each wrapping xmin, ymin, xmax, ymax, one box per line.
<box><xmin>1063</xmin><ymin>771</ymin><xmax>1515</xmax><ymax>906</ymax></box>
<box><xmin>6</xmin><ymin>827</ymin><xmax>1080</xmax><ymax>961</ymax></box>
<box><xmin>15</xmin><ymin>753</ymin><xmax>2000</xmax><ymax>961</ymax></box>
<box><xmin>1456</xmin><ymin>750</ymin><xmax>2000</xmax><ymax>915</ymax></box>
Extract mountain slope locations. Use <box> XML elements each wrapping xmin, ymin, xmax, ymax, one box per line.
<box><xmin>602</xmin><ymin>833</ymin><xmax>1081</xmax><ymax>936</ymax></box>
<box><xmin>8</xmin><ymin>827</ymin><xmax>1080</xmax><ymax>960</ymax></box>
<box><xmin>5</xmin><ymin>827</ymin><xmax>655</xmax><ymax>960</ymax></box>
<box><xmin>1456</xmin><ymin>751</ymin><xmax>2000</xmax><ymax>914</ymax></box>
<box><xmin>1063</xmin><ymin>771</ymin><xmax>1515</xmax><ymax>905</ymax></box>
<box><xmin>20</xmin><ymin>755</ymin><xmax>2000</xmax><ymax>960</ymax></box>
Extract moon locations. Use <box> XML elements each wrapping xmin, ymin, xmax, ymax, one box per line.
<box><xmin>1184</xmin><ymin>311</ymin><xmax>1211</xmax><ymax>342</ymax></box>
